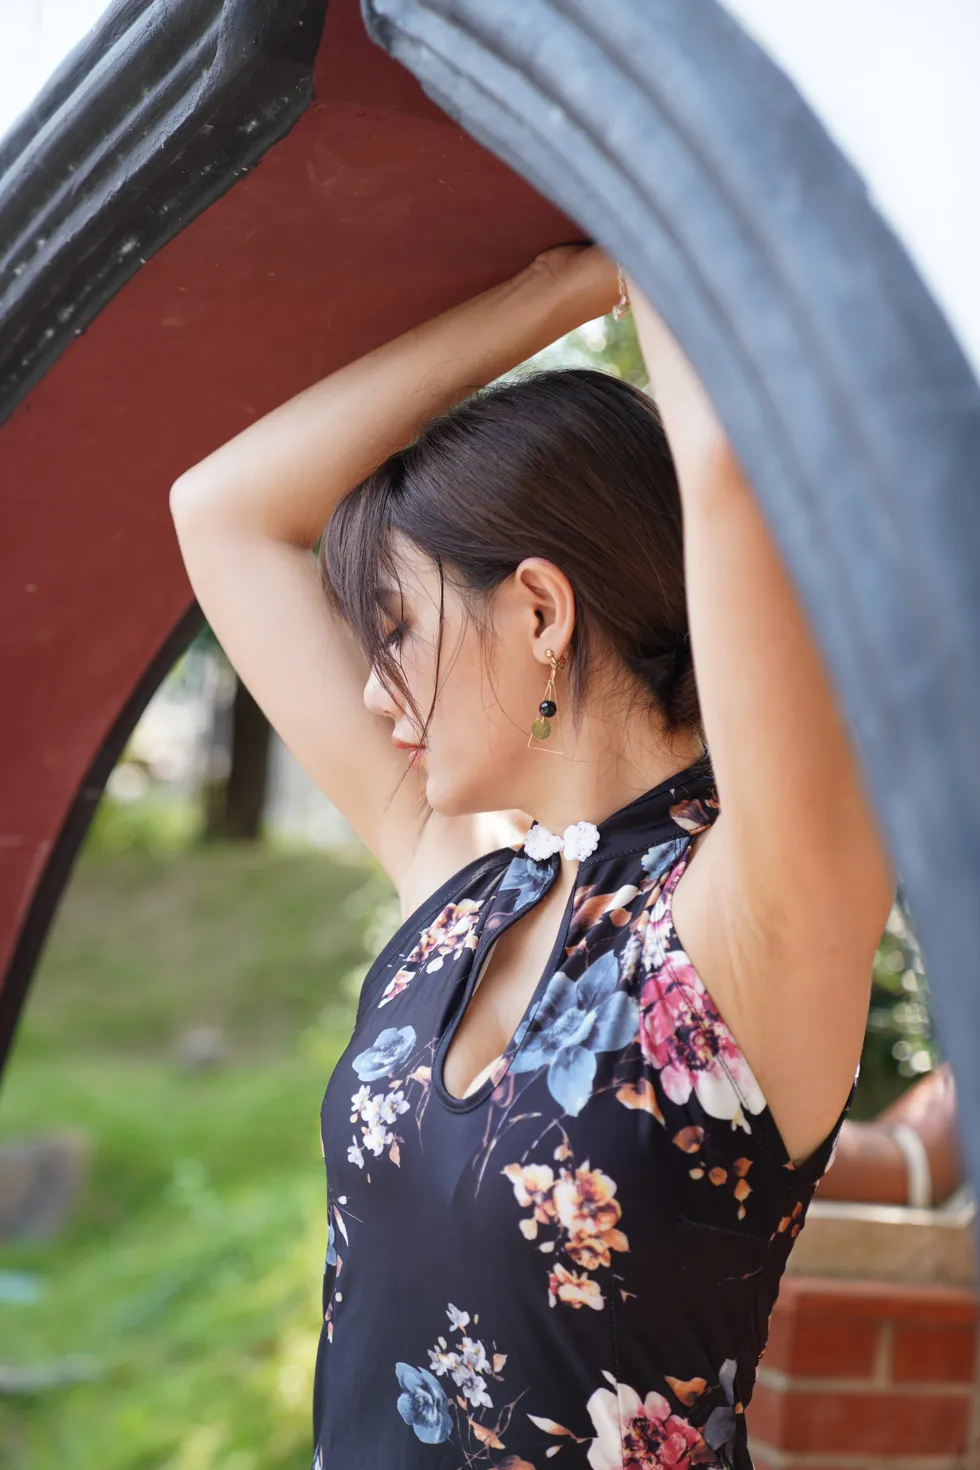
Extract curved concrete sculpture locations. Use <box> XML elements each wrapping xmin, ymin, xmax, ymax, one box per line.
<box><xmin>2</xmin><ymin>0</ymin><xmax>979</xmax><ymax>1210</ymax></box>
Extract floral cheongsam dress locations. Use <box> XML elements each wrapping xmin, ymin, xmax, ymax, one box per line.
<box><xmin>312</xmin><ymin>750</ymin><xmax>851</xmax><ymax>1469</ymax></box>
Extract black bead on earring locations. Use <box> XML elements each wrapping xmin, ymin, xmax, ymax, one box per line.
<box><xmin>529</xmin><ymin>649</ymin><xmax>566</xmax><ymax>754</ymax></box>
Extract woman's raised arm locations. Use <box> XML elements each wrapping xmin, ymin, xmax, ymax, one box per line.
<box><xmin>627</xmin><ymin>277</ymin><xmax>896</xmax><ymax>1165</ymax></box>
<box><xmin>168</xmin><ymin>250</ymin><xmax>616</xmax><ymax>905</ymax></box>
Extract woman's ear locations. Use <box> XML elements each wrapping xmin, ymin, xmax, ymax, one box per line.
<box><xmin>514</xmin><ymin>556</ymin><xmax>575</xmax><ymax>663</ymax></box>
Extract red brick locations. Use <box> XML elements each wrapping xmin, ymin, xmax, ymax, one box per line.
<box><xmin>774</xmin><ymin>1274</ymin><xmax>978</xmax><ymax>1324</ymax></box>
<box><xmin>891</xmin><ymin>1320</ymin><xmax>978</xmax><ymax>1385</ymax></box>
<box><xmin>749</xmin><ymin>1384</ymin><xmax>970</xmax><ymax>1455</ymax></box>
<box><xmin>763</xmin><ymin>1296</ymin><xmax>879</xmax><ymax>1378</ymax></box>
<box><xmin>775</xmin><ymin>1464</ymin><xmax>860</xmax><ymax>1470</ymax></box>
<box><xmin>746</xmin><ymin>1382</ymin><xmax>783</xmax><ymax>1446</ymax></box>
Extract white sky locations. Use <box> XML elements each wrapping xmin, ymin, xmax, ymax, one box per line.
<box><xmin>0</xmin><ymin>0</ymin><xmax>112</xmax><ymax>141</ymax></box>
<box><xmin>721</xmin><ymin>0</ymin><xmax>980</xmax><ymax>383</ymax></box>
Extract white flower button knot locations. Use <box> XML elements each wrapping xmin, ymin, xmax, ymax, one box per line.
<box><xmin>562</xmin><ymin>820</ymin><xmax>600</xmax><ymax>861</ymax></box>
<box><xmin>523</xmin><ymin>819</ymin><xmax>599</xmax><ymax>863</ymax></box>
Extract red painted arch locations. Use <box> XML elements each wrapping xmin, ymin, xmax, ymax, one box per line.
<box><xmin>0</xmin><ymin>0</ymin><xmax>583</xmax><ymax>1059</ymax></box>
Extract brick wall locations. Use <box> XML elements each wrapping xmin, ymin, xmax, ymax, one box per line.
<box><xmin>746</xmin><ymin>1276</ymin><xmax>979</xmax><ymax>1468</ymax></box>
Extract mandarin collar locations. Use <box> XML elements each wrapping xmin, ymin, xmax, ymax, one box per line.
<box><xmin>525</xmin><ymin>749</ymin><xmax>719</xmax><ymax>870</ymax></box>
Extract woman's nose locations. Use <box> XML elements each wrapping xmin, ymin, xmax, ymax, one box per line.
<box><xmin>363</xmin><ymin>664</ymin><xmax>399</xmax><ymax>721</ymax></box>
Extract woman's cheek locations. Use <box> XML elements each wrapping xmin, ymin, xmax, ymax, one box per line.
<box><xmin>404</xmin><ymin>642</ymin><xmax>437</xmax><ymax>731</ymax></box>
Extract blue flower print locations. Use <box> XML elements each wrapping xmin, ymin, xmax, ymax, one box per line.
<box><xmin>704</xmin><ymin>1358</ymin><xmax>738</xmax><ymax>1458</ymax></box>
<box><xmin>497</xmin><ymin>853</ymin><xmax>553</xmax><ymax>909</ymax></box>
<box><xmin>325</xmin><ymin>1217</ymin><xmax>336</xmax><ymax>1269</ymax></box>
<box><xmin>510</xmin><ymin>950</ymin><xmax>638</xmax><ymax>1116</ymax></box>
<box><xmin>394</xmin><ymin>1361</ymin><xmax>453</xmax><ymax>1443</ymax></box>
<box><xmin>352</xmin><ymin>1025</ymin><xmax>417</xmax><ymax>1081</ymax></box>
<box><xmin>641</xmin><ymin>835</ymin><xmax>686</xmax><ymax>885</ymax></box>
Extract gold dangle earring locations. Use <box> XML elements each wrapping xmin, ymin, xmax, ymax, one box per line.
<box><xmin>528</xmin><ymin>648</ymin><xmax>566</xmax><ymax>756</ymax></box>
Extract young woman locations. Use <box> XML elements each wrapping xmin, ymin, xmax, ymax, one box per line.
<box><xmin>169</xmin><ymin>245</ymin><xmax>894</xmax><ymax>1469</ymax></box>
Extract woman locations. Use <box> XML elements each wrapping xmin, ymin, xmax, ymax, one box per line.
<box><xmin>170</xmin><ymin>246</ymin><xmax>894</xmax><ymax>1468</ymax></box>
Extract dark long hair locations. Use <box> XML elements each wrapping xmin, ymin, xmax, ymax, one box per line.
<box><xmin>319</xmin><ymin>366</ymin><xmax>701</xmax><ymax>750</ymax></box>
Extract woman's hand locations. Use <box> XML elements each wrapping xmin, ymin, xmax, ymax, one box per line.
<box><xmin>517</xmin><ymin>244</ymin><xmax>623</xmax><ymax>329</ymax></box>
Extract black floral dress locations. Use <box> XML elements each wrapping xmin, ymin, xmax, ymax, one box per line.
<box><xmin>312</xmin><ymin>751</ymin><xmax>850</xmax><ymax>1469</ymax></box>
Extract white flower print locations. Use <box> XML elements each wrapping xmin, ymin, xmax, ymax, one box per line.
<box><xmin>363</xmin><ymin>1120</ymin><xmax>390</xmax><ymax>1156</ymax></box>
<box><xmin>460</xmin><ymin>1335</ymin><xmax>491</xmax><ymax>1377</ymax></box>
<box><xmin>426</xmin><ymin>1337</ymin><xmax>493</xmax><ymax>1409</ymax></box>
<box><xmin>349</xmin><ymin>1082</ymin><xmax>412</xmax><ymax>1167</ymax></box>
<box><xmin>379</xmin><ymin>1089</ymin><xmax>410</xmax><ymax>1125</ymax></box>
<box><xmin>417</xmin><ymin>1306</ymin><xmax>501</xmax><ymax>1418</ymax></box>
<box><xmin>446</xmin><ymin>1302</ymin><xmax>470</xmax><ymax>1331</ymax></box>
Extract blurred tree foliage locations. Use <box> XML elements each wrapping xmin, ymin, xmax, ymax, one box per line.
<box><xmin>570</xmin><ymin>311</ymin><xmax>650</xmax><ymax>388</ymax></box>
<box><xmin>858</xmin><ymin>895</ymin><xmax>938</xmax><ymax>1117</ymax></box>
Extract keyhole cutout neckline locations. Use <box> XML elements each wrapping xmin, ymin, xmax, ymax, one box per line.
<box><xmin>433</xmin><ymin>850</ymin><xmax>569</xmax><ymax>1110</ymax></box>
<box><xmin>431</xmin><ymin>749</ymin><xmax>717</xmax><ymax>1113</ymax></box>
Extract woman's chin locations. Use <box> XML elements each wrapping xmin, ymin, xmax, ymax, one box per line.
<box><xmin>423</xmin><ymin>776</ymin><xmax>466</xmax><ymax>818</ymax></box>
<box><xmin>424</xmin><ymin>767</ymin><xmax>498</xmax><ymax>820</ymax></box>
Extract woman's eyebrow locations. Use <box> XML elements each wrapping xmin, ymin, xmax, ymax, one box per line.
<box><xmin>378</xmin><ymin>585</ymin><xmax>406</xmax><ymax>619</ymax></box>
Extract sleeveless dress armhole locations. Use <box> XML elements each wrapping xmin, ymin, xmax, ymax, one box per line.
<box><xmin>659</xmin><ymin>840</ymin><xmax>857</xmax><ymax>1193</ymax></box>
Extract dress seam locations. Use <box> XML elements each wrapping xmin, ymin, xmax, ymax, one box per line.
<box><xmin>609</xmin><ymin>1270</ymin><xmax>625</xmax><ymax>1462</ymax></box>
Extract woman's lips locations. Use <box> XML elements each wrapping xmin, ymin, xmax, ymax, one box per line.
<box><xmin>392</xmin><ymin>738</ymin><xmax>426</xmax><ymax>760</ymax></box>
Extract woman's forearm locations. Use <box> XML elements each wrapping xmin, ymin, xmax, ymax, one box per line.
<box><xmin>170</xmin><ymin>263</ymin><xmax>587</xmax><ymax>550</ymax></box>
<box><xmin>625</xmin><ymin>276</ymin><xmax>729</xmax><ymax>498</ymax></box>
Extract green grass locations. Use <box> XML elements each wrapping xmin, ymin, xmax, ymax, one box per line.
<box><xmin>15</xmin><ymin>832</ymin><xmax>392</xmax><ymax>1063</ymax></box>
<box><xmin>1</xmin><ymin>1057</ymin><xmax>331</xmax><ymax>1470</ymax></box>
<box><xmin>0</xmin><ymin>806</ymin><xmax>399</xmax><ymax>1470</ymax></box>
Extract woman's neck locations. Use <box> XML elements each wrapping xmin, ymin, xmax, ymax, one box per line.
<box><xmin>513</xmin><ymin>706</ymin><xmax>706</xmax><ymax>860</ymax></box>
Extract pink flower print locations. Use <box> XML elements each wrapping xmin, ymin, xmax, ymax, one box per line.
<box><xmin>639</xmin><ymin>889</ymin><xmax>765</xmax><ymax>1127</ymax></box>
<box><xmin>586</xmin><ymin>1374</ymin><xmax>708</xmax><ymax>1469</ymax></box>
